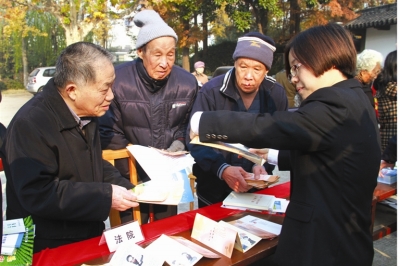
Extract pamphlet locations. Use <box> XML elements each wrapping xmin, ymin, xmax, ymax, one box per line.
<box><xmin>109</xmin><ymin>241</ymin><xmax>164</xmax><ymax>266</ymax></box>
<box><xmin>132</xmin><ymin>168</ymin><xmax>194</xmax><ymax>205</ymax></box>
<box><xmin>222</xmin><ymin>191</ymin><xmax>289</xmax><ymax>213</ymax></box>
<box><xmin>190</xmin><ymin>136</ymin><xmax>266</xmax><ymax>165</ymax></box>
<box><xmin>2</xmin><ymin>232</ymin><xmax>24</xmax><ymax>248</ymax></box>
<box><xmin>109</xmin><ymin>234</ymin><xmax>220</xmax><ymax>266</ymax></box>
<box><xmin>191</xmin><ymin>213</ymin><xmax>237</xmax><ymax>258</ymax></box>
<box><xmin>3</xmin><ymin>218</ymin><xmax>25</xmax><ymax>235</ymax></box>
<box><xmin>219</xmin><ymin>221</ymin><xmax>262</xmax><ymax>253</ymax></box>
<box><xmin>146</xmin><ymin>234</ymin><xmax>203</xmax><ymax>266</ymax></box>
<box><xmin>227</xmin><ymin>215</ymin><xmax>281</xmax><ymax>239</ymax></box>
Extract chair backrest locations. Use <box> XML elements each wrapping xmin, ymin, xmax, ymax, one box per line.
<box><xmin>102</xmin><ymin>148</ymin><xmax>141</xmax><ymax>226</ymax></box>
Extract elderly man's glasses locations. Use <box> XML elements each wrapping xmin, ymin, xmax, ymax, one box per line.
<box><xmin>288</xmin><ymin>63</ymin><xmax>303</xmax><ymax>81</ymax></box>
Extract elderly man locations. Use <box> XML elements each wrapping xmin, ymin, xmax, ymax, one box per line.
<box><xmin>1</xmin><ymin>42</ymin><xmax>138</xmax><ymax>253</ymax></box>
<box><xmin>186</xmin><ymin>32</ymin><xmax>288</xmax><ymax>207</ymax></box>
<box><xmin>99</xmin><ymin>10</ymin><xmax>198</xmax><ymax>224</ymax></box>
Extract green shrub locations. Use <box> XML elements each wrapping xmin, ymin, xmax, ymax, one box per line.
<box><xmin>0</xmin><ymin>81</ymin><xmax>6</xmax><ymax>91</ymax></box>
<box><xmin>3</xmin><ymin>78</ymin><xmax>24</xmax><ymax>90</ymax></box>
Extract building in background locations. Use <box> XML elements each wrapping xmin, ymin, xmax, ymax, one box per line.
<box><xmin>345</xmin><ymin>3</ymin><xmax>397</xmax><ymax>59</ymax></box>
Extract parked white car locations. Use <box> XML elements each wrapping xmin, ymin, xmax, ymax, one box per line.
<box><xmin>26</xmin><ymin>66</ymin><xmax>55</xmax><ymax>94</ymax></box>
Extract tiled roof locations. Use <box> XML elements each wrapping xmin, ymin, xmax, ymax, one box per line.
<box><xmin>345</xmin><ymin>3</ymin><xmax>397</xmax><ymax>30</ymax></box>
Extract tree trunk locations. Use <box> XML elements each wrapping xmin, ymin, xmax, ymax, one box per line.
<box><xmin>182</xmin><ymin>47</ymin><xmax>190</xmax><ymax>71</ymax></box>
<box><xmin>63</xmin><ymin>23</ymin><xmax>94</xmax><ymax>45</ymax></box>
<box><xmin>202</xmin><ymin>15</ymin><xmax>208</xmax><ymax>57</ymax></box>
<box><xmin>260</xmin><ymin>9</ymin><xmax>269</xmax><ymax>35</ymax></box>
<box><xmin>22</xmin><ymin>38</ymin><xmax>28</xmax><ymax>87</ymax></box>
<box><xmin>181</xmin><ymin>20</ymin><xmax>190</xmax><ymax>72</ymax></box>
<box><xmin>290</xmin><ymin>0</ymin><xmax>301</xmax><ymax>36</ymax></box>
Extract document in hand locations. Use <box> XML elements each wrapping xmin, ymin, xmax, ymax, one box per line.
<box><xmin>126</xmin><ymin>145</ymin><xmax>195</xmax><ymax>182</ymax></box>
<box><xmin>132</xmin><ymin>168</ymin><xmax>194</xmax><ymax>205</ymax></box>
<box><xmin>222</xmin><ymin>191</ymin><xmax>289</xmax><ymax>213</ymax></box>
<box><xmin>245</xmin><ymin>173</ymin><xmax>280</xmax><ymax>189</ymax></box>
<box><xmin>190</xmin><ymin>136</ymin><xmax>266</xmax><ymax>165</ymax></box>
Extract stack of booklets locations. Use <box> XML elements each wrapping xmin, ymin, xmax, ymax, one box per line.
<box><xmin>1</xmin><ymin>216</ymin><xmax>35</xmax><ymax>265</ymax></box>
<box><xmin>222</xmin><ymin>191</ymin><xmax>289</xmax><ymax>214</ymax></box>
<box><xmin>245</xmin><ymin>174</ymin><xmax>280</xmax><ymax>189</ymax></box>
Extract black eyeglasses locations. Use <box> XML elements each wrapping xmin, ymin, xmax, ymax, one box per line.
<box><xmin>287</xmin><ymin>63</ymin><xmax>302</xmax><ymax>81</ymax></box>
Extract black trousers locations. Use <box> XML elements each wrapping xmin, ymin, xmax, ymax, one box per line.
<box><xmin>139</xmin><ymin>203</ymin><xmax>177</xmax><ymax>224</ymax></box>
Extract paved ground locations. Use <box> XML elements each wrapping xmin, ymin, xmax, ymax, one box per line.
<box><xmin>0</xmin><ymin>89</ymin><xmax>396</xmax><ymax>265</ymax></box>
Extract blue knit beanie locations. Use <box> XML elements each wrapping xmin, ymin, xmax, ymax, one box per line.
<box><xmin>134</xmin><ymin>10</ymin><xmax>178</xmax><ymax>49</ymax></box>
<box><xmin>232</xmin><ymin>32</ymin><xmax>276</xmax><ymax>69</ymax></box>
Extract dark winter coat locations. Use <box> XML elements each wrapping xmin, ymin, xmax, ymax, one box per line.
<box><xmin>99</xmin><ymin>59</ymin><xmax>198</xmax><ymax>181</ymax></box>
<box><xmin>2</xmin><ymin>80</ymin><xmax>133</xmax><ymax>246</ymax></box>
<box><xmin>187</xmin><ymin>69</ymin><xmax>288</xmax><ymax>204</ymax></box>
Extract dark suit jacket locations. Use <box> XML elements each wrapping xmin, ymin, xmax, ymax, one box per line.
<box><xmin>198</xmin><ymin>79</ymin><xmax>380</xmax><ymax>265</ymax></box>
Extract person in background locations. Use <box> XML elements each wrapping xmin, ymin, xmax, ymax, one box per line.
<box><xmin>1</xmin><ymin>42</ymin><xmax>138</xmax><ymax>253</ymax></box>
<box><xmin>275</xmin><ymin>69</ymin><xmax>296</xmax><ymax>108</ymax></box>
<box><xmin>355</xmin><ymin>49</ymin><xmax>383</xmax><ymax>109</ymax></box>
<box><xmin>187</xmin><ymin>32</ymin><xmax>288</xmax><ymax>207</ymax></box>
<box><xmin>374</xmin><ymin>50</ymin><xmax>397</xmax><ymax>153</ymax></box>
<box><xmin>189</xmin><ymin>23</ymin><xmax>380</xmax><ymax>265</ymax></box>
<box><xmin>192</xmin><ymin>61</ymin><xmax>208</xmax><ymax>87</ymax></box>
<box><xmin>379</xmin><ymin>134</ymin><xmax>397</xmax><ymax>177</ymax></box>
<box><xmin>99</xmin><ymin>9</ymin><xmax>198</xmax><ymax>224</ymax></box>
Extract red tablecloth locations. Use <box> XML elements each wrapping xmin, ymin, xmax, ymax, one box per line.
<box><xmin>32</xmin><ymin>182</ymin><xmax>291</xmax><ymax>266</ymax></box>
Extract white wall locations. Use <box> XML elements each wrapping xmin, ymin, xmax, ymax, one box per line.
<box><xmin>365</xmin><ymin>24</ymin><xmax>397</xmax><ymax>59</ymax></box>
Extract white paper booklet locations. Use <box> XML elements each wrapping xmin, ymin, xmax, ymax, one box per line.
<box><xmin>222</xmin><ymin>191</ymin><xmax>289</xmax><ymax>213</ymax></box>
<box><xmin>146</xmin><ymin>234</ymin><xmax>203</xmax><ymax>266</ymax></box>
<box><xmin>109</xmin><ymin>241</ymin><xmax>164</xmax><ymax>266</ymax></box>
<box><xmin>191</xmin><ymin>214</ymin><xmax>237</xmax><ymax>258</ymax></box>
<box><xmin>218</xmin><ymin>221</ymin><xmax>262</xmax><ymax>253</ymax></box>
<box><xmin>3</xmin><ymin>218</ymin><xmax>25</xmax><ymax>235</ymax></box>
<box><xmin>236</xmin><ymin>215</ymin><xmax>282</xmax><ymax>236</ymax></box>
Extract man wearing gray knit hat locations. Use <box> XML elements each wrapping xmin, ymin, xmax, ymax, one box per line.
<box><xmin>186</xmin><ymin>32</ymin><xmax>288</xmax><ymax>208</ymax></box>
<box><xmin>134</xmin><ymin>9</ymin><xmax>178</xmax><ymax>49</ymax></box>
<box><xmin>99</xmin><ymin>9</ymin><xmax>198</xmax><ymax>224</ymax></box>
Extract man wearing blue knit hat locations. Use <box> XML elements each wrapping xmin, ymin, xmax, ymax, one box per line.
<box><xmin>186</xmin><ymin>32</ymin><xmax>288</xmax><ymax>207</ymax></box>
<box><xmin>99</xmin><ymin>9</ymin><xmax>198</xmax><ymax>224</ymax></box>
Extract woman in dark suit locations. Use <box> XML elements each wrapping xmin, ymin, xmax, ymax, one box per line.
<box><xmin>189</xmin><ymin>23</ymin><xmax>380</xmax><ymax>265</ymax></box>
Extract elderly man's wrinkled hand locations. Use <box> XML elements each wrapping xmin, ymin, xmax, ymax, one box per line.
<box><xmin>111</xmin><ymin>185</ymin><xmax>139</xmax><ymax>211</ymax></box>
<box><xmin>222</xmin><ymin>166</ymin><xmax>252</xmax><ymax>193</ymax></box>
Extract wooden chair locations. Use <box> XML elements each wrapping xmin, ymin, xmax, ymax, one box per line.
<box><xmin>188</xmin><ymin>173</ymin><xmax>197</xmax><ymax>210</ymax></box>
<box><xmin>102</xmin><ymin>148</ymin><xmax>141</xmax><ymax>226</ymax></box>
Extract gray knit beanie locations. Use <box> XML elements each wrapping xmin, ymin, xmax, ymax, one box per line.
<box><xmin>134</xmin><ymin>10</ymin><xmax>178</xmax><ymax>49</ymax></box>
<box><xmin>232</xmin><ymin>32</ymin><xmax>276</xmax><ymax>70</ymax></box>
